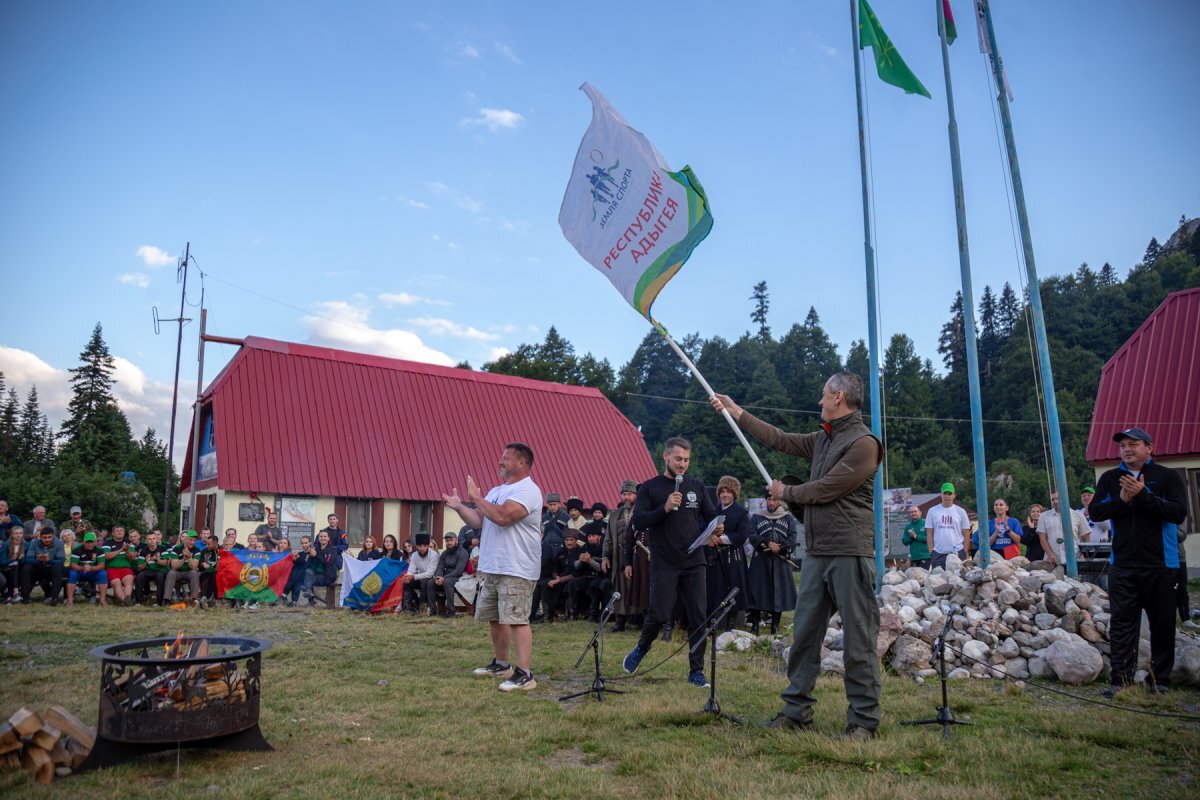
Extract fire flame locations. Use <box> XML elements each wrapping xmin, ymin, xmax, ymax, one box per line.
<box><xmin>162</xmin><ymin>631</ymin><xmax>186</xmax><ymax>659</ymax></box>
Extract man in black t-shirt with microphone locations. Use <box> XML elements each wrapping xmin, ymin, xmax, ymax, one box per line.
<box><xmin>622</xmin><ymin>436</ymin><xmax>722</xmax><ymax>688</ymax></box>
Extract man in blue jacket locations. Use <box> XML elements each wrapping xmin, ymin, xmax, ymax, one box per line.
<box><xmin>1089</xmin><ymin>427</ymin><xmax>1188</xmax><ymax>696</ymax></box>
<box><xmin>20</xmin><ymin>527</ymin><xmax>66</xmax><ymax>604</ymax></box>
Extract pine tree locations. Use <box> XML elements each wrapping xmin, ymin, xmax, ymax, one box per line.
<box><xmin>937</xmin><ymin>292</ymin><xmax>966</xmax><ymax>371</ymax></box>
<box><xmin>749</xmin><ymin>281</ymin><xmax>771</xmax><ymax>342</ymax></box>
<box><xmin>17</xmin><ymin>387</ymin><xmax>49</xmax><ymax>468</ymax></box>
<box><xmin>1098</xmin><ymin>262</ymin><xmax>1118</xmax><ymax>287</ymax></box>
<box><xmin>61</xmin><ymin>323</ymin><xmax>119</xmax><ymax>443</ymax></box>
<box><xmin>0</xmin><ymin>376</ymin><xmax>14</xmax><ymax>460</ymax></box>
<box><xmin>1142</xmin><ymin>237</ymin><xmax>1161</xmax><ymax>266</ymax></box>
<box><xmin>978</xmin><ymin>285</ymin><xmax>999</xmax><ymax>384</ymax></box>
<box><xmin>996</xmin><ymin>282</ymin><xmax>1022</xmax><ymax>336</ymax></box>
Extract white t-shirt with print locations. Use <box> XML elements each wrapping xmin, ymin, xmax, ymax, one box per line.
<box><xmin>925</xmin><ymin>504</ymin><xmax>971</xmax><ymax>554</ymax></box>
<box><xmin>477</xmin><ymin>475</ymin><xmax>543</xmax><ymax>581</ymax></box>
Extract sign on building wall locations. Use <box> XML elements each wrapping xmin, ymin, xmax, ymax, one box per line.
<box><xmin>281</xmin><ymin>497</ymin><xmax>317</xmax><ymax>549</ymax></box>
<box><xmin>198</xmin><ymin>410</ymin><xmax>218</xmax><ymax>481</ymax></box>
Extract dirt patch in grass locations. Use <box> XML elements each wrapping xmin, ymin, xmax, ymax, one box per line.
<box><xmin>541</xmin><ymin>747</ymin><xmax>616</xmax><ymax>771</ymax></box>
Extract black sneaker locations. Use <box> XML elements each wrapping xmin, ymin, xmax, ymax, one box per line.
<box><xmin>498</xmin><ymin>668</ymin><xmax>537</xmax><ymax>692</ymax></box>
<box><xmin>473</xmin><ymin>659</ymin><xmax>514</xmax><ymax>678</ymax></box>
<box><xmin>841</xmin><ymin>724</ymin><xmax>878</xmax><ymax>741</ymax></box>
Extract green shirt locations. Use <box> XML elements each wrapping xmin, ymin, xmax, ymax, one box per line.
<box><xmin>102</xmin><ymin>539</ymin><xmax>134</xmax><ymax>569</ymax></box>
<box><xmin>901</xmin><ymin>520</ymin><xmax>930</xmax><ymax>560</ymax></box>
<box><xmin>166</xmin><ymin>545</ymin><xmax>199</xmax><ymax>572</ymax></box>
<box><xmin>135</xmin><ymin>544</ymin><xmax>171</xmax><ymax>572</ymax></box>
<box><xmin>71</xmin><ymin>545</ymin><xmax>105</xmax><ymax>570</ymax></box>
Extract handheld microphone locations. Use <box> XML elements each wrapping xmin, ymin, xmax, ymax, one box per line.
<box><xmin>672</xmin><ymin>474</ymin><xmax>683</xmax><ymax>511</ymax></box>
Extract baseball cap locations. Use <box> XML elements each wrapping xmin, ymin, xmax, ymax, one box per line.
<box><xmin>83</xmin><ymin>532</ymin><xmax>96</xmax><ymax>542</ymax></box>
<box><xmin>1081</xmin><ymin>486</ymin><xmax>1095</xmax><ymax>494</ymax></box>
<box><xmin>185</xmin><ymin>530</ymin><xmax>198</xmax><ymax>538</ymax></box>
<box><xmin>70</xmin><ymin>506</ymin><xmax>82</xmax><ymax>514</ymax></box>
<box><xmin>444</xmin><ymin>531</ymin><xmax>458</xmax><ymax>539</ymax></box>
<box><xmin>941</xmin><ymin>483</ymin><xmax>956</xmax><ymax>494</ymax></box>
<box><xmin>1112</xmin><ymin>427</ymin><xmax>1152</xmax><ymax>445</ymax></box>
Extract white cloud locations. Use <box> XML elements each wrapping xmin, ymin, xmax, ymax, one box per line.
<box><xmin>408</xmin><ymin>317</ymin><xmax>499</xmax><ymax>342</ymax></box>
<box><xmin>0</xmin><ymin>346</ymin><xmax>195</xmax><ymax>469</ymax></box>
<box><xmin>404</xmin><ymin>198</ymin><xmax>429</xmax><ymax>210</ymax></box>
<box><xmin>378</xmin><ymin>292</ymin><xmax>450</xmax><ymax>307</ymax></box>
<box><xmin>426</xmin><ymin>181</ymin><xmax>483</xmax><ymax>213</ymax></box>
<box><xmin>459</xmin><ymin>43</ymin><xmax>481</xmax><ymax>59</ymax></box>
<box><xmin>494</xmin><ymin>42</ymin><xmax>521</xmax><ymax>64</ymax></box>
<box><xmin>136</xmin><ymin>245</ymin><xmax>175</xmax><ymax>267</ymax></box>
<box><xmin>487</xmin><ymin>347</ymin><xmax>511</xmax><ymax>362</ymax></box>
<box><xmin>302</xmin><ymin>302</ymin><xmax>454</xmax><ymax>366</ymax></box>
<box><xmin>802</xmin><ymin>31</ymin><xmax>837</xmax><ymax>59</ymax></box>
<box><xmin>117</xmin><ymin>273</ymin><xmax>150</xmax><ymax>288</ymax></box>
<box><xmin>461</xmin><ymin>108</ymin><xmax>525</xmax><ymax>133</ymax></box>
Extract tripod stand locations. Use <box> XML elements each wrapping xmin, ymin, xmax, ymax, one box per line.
<box><xmin>690</xmin><ymin>589</ymin><xmax>742</xmax><ymax>725</ymax></box>
<box><xmin>558</xmin><ymin>594</ymin><xmax>625</xmax><ymax>704</ymax></box>
<box><xmin>900</xmin><ymin>626</ymin><xmax>970</xmax><ymax>739</ymax></box>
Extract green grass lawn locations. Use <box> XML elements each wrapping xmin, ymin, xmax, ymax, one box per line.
<box><xmin>1</xmin><ymin>603</ymin><xmax>1197</xmax><ymax>800</ymax></box>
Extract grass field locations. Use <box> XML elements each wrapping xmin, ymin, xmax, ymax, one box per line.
<box><xmin>1</xmin><ymin>603</ymin><xmax>1197</xmax><ymax>800</ymax></box>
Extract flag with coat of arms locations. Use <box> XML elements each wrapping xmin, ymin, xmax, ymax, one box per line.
<box><xmin>339</xmin><ymin>556</ymin><xmax>409</xmax><ymax>613</ymax></box>
<box><xmin>217</xmin><ymin>550</ymin><xmax>293</xmax><ymax>602</ymax></box>
<box><xmin>558</xmin><ymin>83</ymin><xmax>713</xmax><ymax>322</ymax></box>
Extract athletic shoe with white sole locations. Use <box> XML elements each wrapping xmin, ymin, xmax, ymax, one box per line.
<box><xmin>498</xmin><ymin>668</ymin><xmax>537</xmax><ymax>692</ymax></box>
<box><xmin>473</xmin><ymin>658</ymin><xmax>514</xmax><ymax>678</ymax></box>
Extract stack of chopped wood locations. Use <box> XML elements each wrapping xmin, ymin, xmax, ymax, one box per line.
<box><xmin>0</xmin><ymin>705</ymin><xmax>94</xmax><ymax>785</ymax></box>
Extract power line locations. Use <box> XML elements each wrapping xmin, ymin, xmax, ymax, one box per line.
<box><xmin>621</xmin><ymin>391</ymin><xmax>1200</xmax><ymax>427</ymax></box>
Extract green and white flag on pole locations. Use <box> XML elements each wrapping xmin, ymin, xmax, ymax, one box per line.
<box><xmin>558</xmin><ymin>83</ymin><xmax>713</xmax><ymax>321</ymax></box>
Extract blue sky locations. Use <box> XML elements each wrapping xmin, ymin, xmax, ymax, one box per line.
<box><xmin>2</xmin><ymin>1</ymin><xmax>1197</xmax><ymax>464</ymax></box>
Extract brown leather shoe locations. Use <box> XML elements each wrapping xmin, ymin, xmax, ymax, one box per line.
<box><xmin>765</xmin><ymin>713</ymin><xmax>814</xmax><ymax>731</ymax></box>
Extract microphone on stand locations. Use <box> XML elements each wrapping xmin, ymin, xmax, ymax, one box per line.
<box><xmin>718</xmin><ymin>587</ymin><xmax>739</xmax><ymax>608</ymax></box>
<box><xmin>601</xmin><ymin>591</ymin><xmax>621</xmax><ymax>617</ymax></box>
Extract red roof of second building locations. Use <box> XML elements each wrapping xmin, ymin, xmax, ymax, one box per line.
<box><xmin>1085</xmin><ymin>287</ymin><xmax>1200</xmax><ymax>464</ymax></box>
<box><xmin>180</xmin><ymin>337</ymin><xmax>657</xmax><ymax>504</ymax></box>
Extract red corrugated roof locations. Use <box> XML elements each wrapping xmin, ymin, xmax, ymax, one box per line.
<box><xmin>1085</xmin><ymin>287</ymin><xmax>1200</xmax><ymax>464</ymax></box>
<box><xmin>180</xmin><ymin>337</ymin><xmax>656</xmax><ymax>504</ymax></box>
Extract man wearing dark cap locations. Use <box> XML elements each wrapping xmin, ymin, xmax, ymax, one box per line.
<box><xmin>603</xmin><ymin>480</ymin><xmax>639</xmax><ymax>631</ymax></box>
<box><xmin>542</xmin><ymin>493</ymin><xmax>569</xmax><ymax>532</ymax></box>
<box><xmin>539</xmin><ymin>528</ymin><xmax>580</xmax><ymax>621</ymax></box>
<box><xmin>573</xmin><ymin>522</ymin><xmax>610</xmax><ymax>621</ymax></box>
<box><xmin>434</xmin><ymin>531</ymin><xmax>469</xmax><ymax>617</ymax></box>
<box><xmin>404</xmin><ymin>533</ymin><xmax>439</xmax><ymax>615</ymax></box>
<box><xmin>1090</xmin><ymin>427</ymin><xmax>1188</xmax><ymax>696</ymax></box>
<box><xmin>565</xmin><ymin>497</ymin><xmax>587</xmax><ymax>533</ymax></box>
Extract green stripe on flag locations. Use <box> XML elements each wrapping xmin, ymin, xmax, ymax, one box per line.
<box><xmin>632</xmin><ymin>167</ymin><xmax>713</xmax><ymax>318</ymax></box>
<box><xmin>222</xmin><ymin>585</ymin><xmax>281</xmax><ymax>603</ymax></box>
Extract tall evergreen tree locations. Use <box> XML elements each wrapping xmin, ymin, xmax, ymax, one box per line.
<box><xmin>978</xmin><ymin>285</ymin><xmax>999</xmax><ymax>384</ymax></box>
<box><xmin>17</xmin><ymin>387</ymin><xmax>50</xmax><ymax>469</ymax></box>
<box><xmin>1142</xmin><ymin>237</ymin><xmax>1161</xmax><ymax>266</ymax></box>
<box><xmin>62</xmin><ymin>323</ymin><xmax>119</xmax><ymax>442</ymax></box>
<box><xmin>1098</xmin><ymin>262</ymin><xmax>1118</xmax><ymax>287</ymax></box>
<box><xmin>937</xmin><ymin>292</ymin><xmax>966</xmax><ymax>371</ymax></box>
<box><xmin>996</xmin><ymin>282</ymin><xmax>1022</xmax><ymax>336</ymax></box>
<box><xmin>750</xmin><ymin>281</ymin><xmax>771</xmax><ymax>342</ymax></box>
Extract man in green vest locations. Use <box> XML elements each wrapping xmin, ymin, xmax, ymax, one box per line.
<box><xmin>712</xmin><ymin>371</ymin><xmax>883</xmax><ymax>740</ymax></box>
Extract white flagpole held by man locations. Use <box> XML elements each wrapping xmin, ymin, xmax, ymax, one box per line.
<box><xmin>558</xmin><ymin>83</ymin><xmax>772</xmax><ymax>486</ymax></box>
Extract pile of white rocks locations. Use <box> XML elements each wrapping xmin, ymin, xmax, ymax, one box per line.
<box><xmin>766</xmin><ymin>554</ymin><xmax>1200</xmax><ymax>687</ymax></box>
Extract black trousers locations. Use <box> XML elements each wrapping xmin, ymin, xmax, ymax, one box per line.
<box><xmin>135</xmin><ymin>570</ymin><xmax>166</xmax><ymax>604</ymax></box>
<box><xmin>20</xmin><ymin>562</ymin><xmax>64</xmax><ymax>600</ymax></box>
<box><xmin>637</xmin><ymin>564</ymin><xmax>707</xmax><ymax>673</ymax></box>
<box><xmin>1107</xmin><ymin>565</ymin><xmax>1178</xmax><ymax>687</ymax></box>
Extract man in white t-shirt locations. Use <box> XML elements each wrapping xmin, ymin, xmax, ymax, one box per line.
<box><xmin>443</xmin><ymin>442</ymin><xmax>543</xmax><ymax>692</ymax></box>
<box><xmin>1037</xmin><ymin>491</ymin><xmax>1089</xmax><ymax>567</ymax></box>
<box><xmin>1077</xmin><ymin>487</ymin><xmax>1112</xmax><ymax>543</ymax></box>
<box><xmin>925</xmin><ymin>483</ymin><xmax>972</xmax><ymax>571</ymax></box>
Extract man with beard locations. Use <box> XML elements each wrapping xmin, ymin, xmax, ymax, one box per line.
<box><xmin>433</xmin><ymin>531</ymin><xmax>469</xmax><ymax>617</ymax></box>
<box><xmin>622</xmin><ymin>437</ymin><xmax>722</xmax><ymax>689</ymax></box>
<box><xmin>603</xmin><ymin>480</ymin><xmax>639</xmax><ymax>631</ymax></box>
<box><xmin>748</xmin><ymin>493</ymin><xmax>799</xmax><ymax>635</ymax></box>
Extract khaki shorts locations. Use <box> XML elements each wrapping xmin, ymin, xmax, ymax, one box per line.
<box><xmin>474</xmin><ymin>572</ymin><xmax>534</xmax><ymax>625</ymax></box>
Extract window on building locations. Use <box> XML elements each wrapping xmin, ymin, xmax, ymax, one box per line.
<box><xmin>410</xmin><ymin>502</ymin><xmax>432</xmax><ymax>542</ymax></box>
<box><xmin>345</xmin><ymin>500</ymin><xmax>372</xmax><ymax>548</ymax></box>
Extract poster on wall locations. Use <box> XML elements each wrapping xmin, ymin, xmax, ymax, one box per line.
<box><xmin>281</xmin><ymin>497</ymin><xmax>317</xmax><ymax>550</ymax></box>
<box><xmin>197</xmin><ymin>410</ymin><xmax>218</xmax><ymax>481</ymax></box>
<box><xmin>883</xmin><ymin>487</ymin><xmax>914</xmax><ymax>559</ymax></box>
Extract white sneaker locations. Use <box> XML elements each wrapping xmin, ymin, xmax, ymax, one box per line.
<box><xmin>473</xmin><ymin>659</ymin><xmax>514</xmax><ymax>678</ymax></box>
<box><xmin>498</xmin><ymin>668</ymin><xmax>537</xmax><ymax>692</ymax></box>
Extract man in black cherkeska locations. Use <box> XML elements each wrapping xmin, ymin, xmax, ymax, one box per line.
<box><xmin>622</xmin><ymin>436</ymin><xmax>722</xmax><ymax>688</ymax></box>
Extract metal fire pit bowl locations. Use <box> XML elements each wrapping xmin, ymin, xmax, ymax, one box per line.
<box><xmin>78</xmin><ymin>635</ymin><xmax>272</xmax><ymax>771</ymax></box>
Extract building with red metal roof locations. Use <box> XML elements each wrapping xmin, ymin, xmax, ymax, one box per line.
<box><xmin>1085</xmin><ymin>287</ymin><xmax>1199</xmax><ymax>566</ymax></box>
<box><xmin>179</xmin><ymin>336</ymin><xmax>656</xmax><ymax>547</ymax></box>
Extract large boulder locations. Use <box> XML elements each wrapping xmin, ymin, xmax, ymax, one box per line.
<box><xmin>890</xmin><ymin>634</ymin><xmax>933</xmax><ymax>674</ymax></box>
<box><xmin>926</xmin><ymin>573</ymin><xmax>953</xmax><ymax>596</ymax></box>
<box><xmin>987</xmin><ymin>559</ymin><xmax>1015</xmax><ymax>581</ymax></box>
<box><xmin>821</xmin><ymin>650</ymin><xmax>845</xmax><ymax>675</ymax></box>
<box><xmin>1175</xmin><ymin>644</ymin><xmax>1200</xmax><ymax>686</ymax></box>
<box><xmin>1044</xmin><ymin>639</ymin><xmax>1104</xmax><ymax>685</ymax></box>
<box><xmin>877</xmin><ymin>608</ymin><xmax>903</xmax><ymax>658</ymax></box>
<box><xmin>1043</xmin><ymin>581</ymin><xmax>1077</xmax><ymax>616</ymax></box>
<box><xmin>882</xmin><ymin>570</ymin><xmax>906</xmax><ymax>586</ymax></box>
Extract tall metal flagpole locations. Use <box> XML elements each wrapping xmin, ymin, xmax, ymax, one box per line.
<box><xmin>850</xmin><ymin>0</ymin><xmax>887</xmax><ymax>586</ymax></box>
<box><xmin>938</xmin><ymin>0</ymin><xmax>990</xmax><ymax>566</ymax></box>
<box><xmin>980</xmin><ymin>0</ymin><xmax>1076</xmax><ymax>577</ymax></box>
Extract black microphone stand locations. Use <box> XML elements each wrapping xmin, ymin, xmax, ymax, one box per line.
<box><xmin>558</xmin><ymin>595</ymin><xmax>625</xmax><ymax>703</ymax></box>
<box><xmin>899</xmin><ymin>622</ymin><xmax>970</xmax><ymax>739</ymax></box>
<box><xmin>689</xmin><ymin>589</ymin><xmax>742</xmax><ymax>724</ymax></box>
